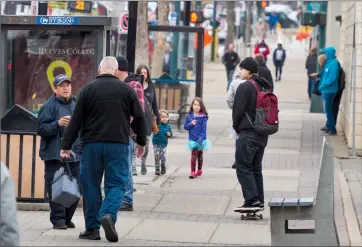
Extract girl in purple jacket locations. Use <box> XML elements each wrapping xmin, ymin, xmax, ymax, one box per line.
<box><xmin>184</xmin><ymin>97</ymin><xmax>211</xmax><ymax>179</ymax></box>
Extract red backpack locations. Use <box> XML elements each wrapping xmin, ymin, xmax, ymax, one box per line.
<box><xmin>246</xmin><ymin>79</ymin><xmax>279</xmax><ymax>136</ymax></box>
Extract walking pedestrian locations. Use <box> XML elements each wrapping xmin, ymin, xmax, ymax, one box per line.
<box><xmin>232</xmin><ymin>57</ymin><xmax>273</xmax><ymax>210</ymax></box>
<box><xmin>60</xmin><ymin>57</ymin><xmax>147</xmax><ymax>242</ymax></box>
<box><xmin>1</xmin><ymin>162</ymin><xmax>20</xmax><ymax>247</ymax></box>
<box><xmin>222</xmin><ymin>43</ymin><xmax>241</xmax><ymax>91</ymax></box>
<box><xmin>115</xmin><ymin>56</ymin><xmax>146</xmax><ymax>212</ymax></box>
<box><xmin>268</xmin><ymin>12</ymin><xmax>279</xmax><ymax>35</ymax></box>
<box><xmin>152</xmin><ymin>110</ymin><xmax>173</xmax><ymax>175</ymax></box>
<box><xmin>184</xmin><ymin>97</ymin><xmax>211</xmax><ymax>179</ymax></box>
<box><xmin>37</xmin><ymin>74</ymin><xmax>81</xmax><ymax>230</ymax></box>
<box><xmin>136</xmin><ymin>65</ymin><xmax>161</xmax><ymax>175</ymax></box>
<box><xmin>227</xmin><ymin>74</ymin><xmax>246</xmax><ymax>169</ymax></box>
<box><xmin>254</xmin><ymin>40</ymin><xmax>270</xmax><ymax>62</ymax></box>
<box><xmin>255</xmin><ymin>54</ymin><xmax>274</xmax><ymax>88</ymax></box>
<box><xmin>305</xmin><ymin>47</ymin><xmax>318</xmax><ymax>100</ymax></box>
<box><xmin>272</xmin><ymin>42</ymin><xmax>286</xmax><ymax>81</ymax></box>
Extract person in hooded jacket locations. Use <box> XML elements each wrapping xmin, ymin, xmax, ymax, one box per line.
<box><xmin>272</xmin><ymin>42</ymin><xmax>286</xmax><ymax>81</ymax></box>
<box><xmin>254</xmin><ymin>40</ymin><xmax>270</xmax><ymax>61</ymax></box>
<box><xmin>232</xmin><ymin>57</ymin><xmax>273</xmax><ymax>211</ymax></box>
<box><xmin>318</xmin><ymin>46</ymin><xmax>340</xmax><ymax>135</ymax></box>
<box><xmin>255</xmin><ymin>53</ymin><xmax>274</xmax><ymax>89</ymax></box>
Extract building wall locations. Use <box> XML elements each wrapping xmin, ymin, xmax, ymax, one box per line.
<box><xmin>326</xmin><ymin>1</ymin><xmax>341</xmax><ymax>54</ymax></box>
<box><xmin>339</xmin><ymin>2</ymin><xmax>362</xmax><ymax>150</ymax></box>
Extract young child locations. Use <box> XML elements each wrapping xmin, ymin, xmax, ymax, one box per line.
<box><xmin>184</xmin><ymin>97</ymin><xmax>211</xmax><ymax>179</ymax></box>
<box><xmin>152</xmin><ymin>110</ymin><xmax>173</xmax><ymax>175</ymax></box>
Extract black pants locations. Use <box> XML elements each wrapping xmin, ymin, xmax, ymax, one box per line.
<box><xmin>44</xmin><ymin>160</ymin><xmax>80</xmax><ymax>227</ymax></box>
<box><xmin>235</xmin><ymin>131</ymin><xmax>268</xmax><ymax>206</ymax></box>
<box><xmin>274</xmin><ymin>61</ymin><xmax>283</xmax><ymax>80</ymax></box>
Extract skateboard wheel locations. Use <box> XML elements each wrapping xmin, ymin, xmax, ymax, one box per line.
<box><xmin>260</xmin><ymin>215</ymin><xmax>263</xmax><ymax>219</ymax></box>
<box><xmin>240</xmin><ymin>215</ymin><xmax>244</xmax><ymax>220</ymax></box>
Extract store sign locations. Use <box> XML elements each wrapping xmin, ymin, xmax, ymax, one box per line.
<box><xmin>36</xmin><ymin>16</ymin><xmax>79</xmax><ymax>25</ymax></box>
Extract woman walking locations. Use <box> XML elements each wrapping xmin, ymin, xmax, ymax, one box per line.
<box><xmin>135</xmin><ymin>65</ymin><xmax>160</xmax><ymax>175</ymax></box>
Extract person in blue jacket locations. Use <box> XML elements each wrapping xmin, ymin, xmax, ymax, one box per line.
<box><xmin>152</xmin><ymin>110</ymin><xmax>173</xmax><ymax>175</ymax></box>
<box><xmin>318</xmin><ymin>46</ymin><xmax>340</xmax><ymax>135</ymax></box>
<box><xmin>37</xmin><ymin>74</ymin><xmax>82</xmax><ymax>230</ymax></box>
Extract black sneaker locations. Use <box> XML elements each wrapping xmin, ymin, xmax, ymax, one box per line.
<box><xmin>53</xmin><ymin>225</ymin><xmax>67</xmax><ymax>230</ymax></box>
<box><xmin>99</xmin><ymin>214</ymin><xmax>118</xmax><ymax>242</ymax></box>
<box><xmin>66</xmin><ymin>221</ymin><xmax>75</xmax><ymax>229</ymax></box>
<box><xmin>232</xmin><ymin>162</ymin><xmax>236</xmax><ymax>169</ymax></box>
<box><xmin>320</xmin><ymin>126</ymin><xmax>328</xmax><ymax>132</ymax></box>
<box><xmin>327</xmin><ymin>131</ymin><xmax>337</xmax><ymax>135</ymax></box>
<box><xmin>259</xmin><ymin>203</ymin><xmax>264</xmax><ymax>209</ymax></box>
<box><xmin>155</xmin><ymin>168</ymin><xmax>161</xmax><ymax>176</ymax></box>
<box><xmin>233</xmin><ymin>202</ymin><xmax>261</xmax><ymax>212</ymax></box>
<box><xmin>161</xmin><ymin>164</ymin><xmax>166</xmax><ymax>175</ymax></box>
<box><xmin>79</xmin><ymin>229</ymin><xmax>101</xmax><ymax>240</ymax></box>
<box><xmin>119</xmin><ymin>203</ymin><xmax>133</xmax><ymax>211</ymax></box>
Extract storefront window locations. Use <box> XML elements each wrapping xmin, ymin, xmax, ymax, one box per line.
<box><xmin>6</xmin><ymin>30</ymin><xmax>97</xmax><ymax>115</ymax></box>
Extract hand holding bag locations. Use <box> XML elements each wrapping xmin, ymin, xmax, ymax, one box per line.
<box><xmin>51</xmin><ymin>159</ymin><xmax>81</xmax><ymax>208</ymax></box>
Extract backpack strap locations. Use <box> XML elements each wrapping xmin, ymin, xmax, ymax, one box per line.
<box><xmin>247</xmin><ymin>79</ymin><xmax>261</xmax><ymax>92</ymax></box>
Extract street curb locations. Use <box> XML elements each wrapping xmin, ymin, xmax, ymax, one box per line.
<box><xmin>338</xmin><ymin>169</ymin><xmax>362</xmax><ymax>246</ymax></box>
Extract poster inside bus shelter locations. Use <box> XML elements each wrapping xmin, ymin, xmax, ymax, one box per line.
<box><xmin>8</xmin><ymin>30</ymin><xmax>97</xmax><ymax>115</ymax></box>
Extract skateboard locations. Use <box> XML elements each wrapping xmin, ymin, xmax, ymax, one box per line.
<box><xmin>234</xmin><ymin>208</ymin><xmax>264</xmax><ymax>220</ymax></box>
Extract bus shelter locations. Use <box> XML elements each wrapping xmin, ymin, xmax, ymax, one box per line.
<box><xmin>0</xmin><ymin>15</ymin><xmax>117</xmax><ymax>203</ymax></box>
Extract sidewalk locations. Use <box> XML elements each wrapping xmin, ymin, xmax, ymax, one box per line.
<box><xmin>18</xmin><ymin>55</ymin><xmax>354</xmax><ymax>246</ymax></box>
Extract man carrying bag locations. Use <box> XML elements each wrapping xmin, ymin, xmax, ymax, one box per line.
<box><xmin>37</xmin><ymin>74</ymin><xmax>82</xmax><ymax>230</ymax></box>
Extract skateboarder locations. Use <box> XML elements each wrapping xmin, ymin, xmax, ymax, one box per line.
<box><xmin>232</xmin><ymin>57</ymin><xmax>273</xmax><ymax>211</ymax></box>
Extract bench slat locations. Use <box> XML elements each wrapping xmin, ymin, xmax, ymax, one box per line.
<box><xmin>282</xmin><ymin>197</ymin><xmax>299</xmax><ymax>206</ymax></box>
<box><xmin>268</xmin><ymin>197</ymin><xmax>285</xmax><ymax>206</ymax></box>
<box><xmin>298</xmin><ymin>197</ymin><xmax>315</xmax><ymax>206</ymax></box>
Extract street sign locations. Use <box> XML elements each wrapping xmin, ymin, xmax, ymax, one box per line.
<box><xmin>120</xmin><ymin>13</ymin><xmax>129</xmax><ymax>34</ymax></box>
<box><xmin>194</xmin><ymin>31</ymin><xmax>213</xmax><ymax>49</ymax></box>
<box><xmin>306</xmin><ymin>1</ymin><xmax>327</xmax><ymax>12</ymax></box>
<box><xmin>36</xmin><ymin>16</ymin><xmax>79</xmax><ymax>25</ymax></box>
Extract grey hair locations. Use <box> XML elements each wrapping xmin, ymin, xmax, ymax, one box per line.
<box><xmin>99</xmin><ymin>56</ymin><xmax>118</xmax><ymax>74</ymax></box>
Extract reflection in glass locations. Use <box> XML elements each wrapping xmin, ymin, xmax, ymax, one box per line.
<box><xmin>6</xmin><ymin>30</ymin><xmax>97</xmax><ymax>115</ymax></box>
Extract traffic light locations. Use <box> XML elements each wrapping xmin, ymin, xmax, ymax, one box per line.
<box><xmin>189</xmin><ymin>11</ymin><xmax>204</xmax><ymax>24</ymax></box>
<box><xmin>261</xmin><ymin>1</ymin><xmax>268</xmax><ymax>8</ymax></box>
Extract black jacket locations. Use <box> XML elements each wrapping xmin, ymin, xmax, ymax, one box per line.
<box><xmin>222</xmin><ymin>51</ymin><xmax>240</xmax><ymax>70</ymax></box>
<box><xmin>257</xmin><ymin>60</ymin><xmax>274</xmax><ymax>90</ymax></box>
<box><xmin>273</xmin><ymin>48</ymin><xmax>286</xmax><ymax>65</ymax></box>
<box><xmin>143</xmin><ymin>81</ymin><xmax>160</xmax><ymax>124</ymax></box>
<box><xmin>305</xmin><ymin>55</ymin><xmax>317</xmax><ymax>75</ymax></box>
<box><xmin>37</xmin><ymin>94</ymin><xmax>82</xmax><ymax>162</ymax></box>
<box><xmin>61</xmin><ymin>74</ymin><xmax>147</xmax><ymax>149</ymax></box>
<box><xmin>232</xmin><ymin>75</ymin><xmax>273</xmax><ymax>133</ymax></box>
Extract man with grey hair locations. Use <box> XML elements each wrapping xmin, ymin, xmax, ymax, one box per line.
<box><xmin>60</xmin><ymin>56</ymin><xmax>147</xmax><ymax>242</ymax></box>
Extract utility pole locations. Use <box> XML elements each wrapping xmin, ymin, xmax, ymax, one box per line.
<box><xmin>183</xmin><ymin>1</ymin><xmax>191</xmax><ymax>58</ymax></box>
<box><xmin>171</xmin><ymin>1</ymin><xmax>181</xmax><ymax>77</ymax></box>
<box><xmin>38</xmin><ymin>1</ymin><xmax>48</xmax><ymax>15</ymax></box>
<box><xmin>245</xmin><ymin>1</ymin><xmax>252</xmax><ymax>45</ymax></box>
<box><xmin>210</xmin><ymin>0</ymin><xmax>217</xmax><ymax>61</ymax></box>
<box><xmin>127</xmin><ymin>1</ymin><xmax>138</xmax><ymax>73</ymax></box>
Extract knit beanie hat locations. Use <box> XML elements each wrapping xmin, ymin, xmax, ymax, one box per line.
<box><xmin>239</xmin><ymin>57</ymin><xmax>259</xmax><ymax>74</ymax></box>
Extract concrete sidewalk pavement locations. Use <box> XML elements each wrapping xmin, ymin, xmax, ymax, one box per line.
<box><xmin>17</xmin><ymin>55</ymin><xmax>357</xmax><ymax>246</ymax></box>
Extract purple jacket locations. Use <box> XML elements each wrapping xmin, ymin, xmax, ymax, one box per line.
<box><xmin>184</xmin><ymin>113</ymin><xmax>208</xmax><ymax>144</ymax></box>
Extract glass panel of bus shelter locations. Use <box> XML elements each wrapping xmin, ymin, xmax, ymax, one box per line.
<box><xmin>5</xmin><ymin>30</ymin><xmax>97</xmax><ymax>116</ymax></box>
<box><xmin>148</xmin><ymin>30</ymin><xmax>197</xmax><ymax>115</ymax></box>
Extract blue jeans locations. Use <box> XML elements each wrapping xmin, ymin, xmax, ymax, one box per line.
<box><xmin>80</xmin><ymin>142</ymin><xmax>129</xmax><ymax>230</ymax></box>
<box><xmin>308</xmin><ymin>76</ymin><xmax>315</xmax><ymax>98</ymax></box>
<box><xmin>322</xmin><ymin>93</ymin><xmax>337</xmax><ymax>133</ymax></box>
<box><xmin>227</xmin><ymin>69</ymin><xmax>234</xmax><ymax>90</ymax></box>
<box><xmin>123</xmin><ymin>138</ymin><xmax>135</xmax><ymax>205</ymax></box>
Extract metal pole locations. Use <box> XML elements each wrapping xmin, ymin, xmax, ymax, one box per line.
<box><xmin>127</xmin><ymin>1</ymin><xmax>138</xmax><ymax>73</ymax></box>
<box><xmin>196</xmin><ymin>31</ymin><xmax>204</xmax><ymax>97</ymax></box>
<box><xmin>351</xmin><ymin>11</ymin><xmax>356</xmax><ymax>158</ymax></box>
<box><xmin>171</xmin><ymin>1</ymin><xmax>180</xmax><ymax>78</ymax></box>
<box><xmin>246</xmin><ymin>1</ymin><xmax>252</xmax><ymax>45</ymax></box>
<box><xmin>183</xmin><ymin>1</ymin><xmax>191</xmax><ymax>59</ymax></box>
<box><xmin>210</xmin><ymin>0</ymin><xmax>217</xmax><ymax>61</ymax></box>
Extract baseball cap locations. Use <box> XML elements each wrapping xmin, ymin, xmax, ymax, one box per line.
<box><xmin>115</xmin><ymin>56</ymin><xmax>128</xmax><ymax>71</ymax></box>
<box><xmin>54</xmin><ymin>74</ymin><xmax>71</xmax><ymax>87</ymax></box>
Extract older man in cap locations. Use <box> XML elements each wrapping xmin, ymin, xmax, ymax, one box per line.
<box><xmin>37</xmin><ymin>74</ymin><xmax>82</xmax><ymax>230</ymax></box>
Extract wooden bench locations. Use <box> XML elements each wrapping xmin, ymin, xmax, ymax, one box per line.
<box><xmin>268</xmin><ymin>137</ymin><xmax>338</xmax><ymax>246</ymax></box>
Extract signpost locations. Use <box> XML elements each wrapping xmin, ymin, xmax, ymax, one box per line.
<box><xmin>119</xmin><ymin>13</ymin><xmax>128</xmax><ymax>34</ymax></box>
